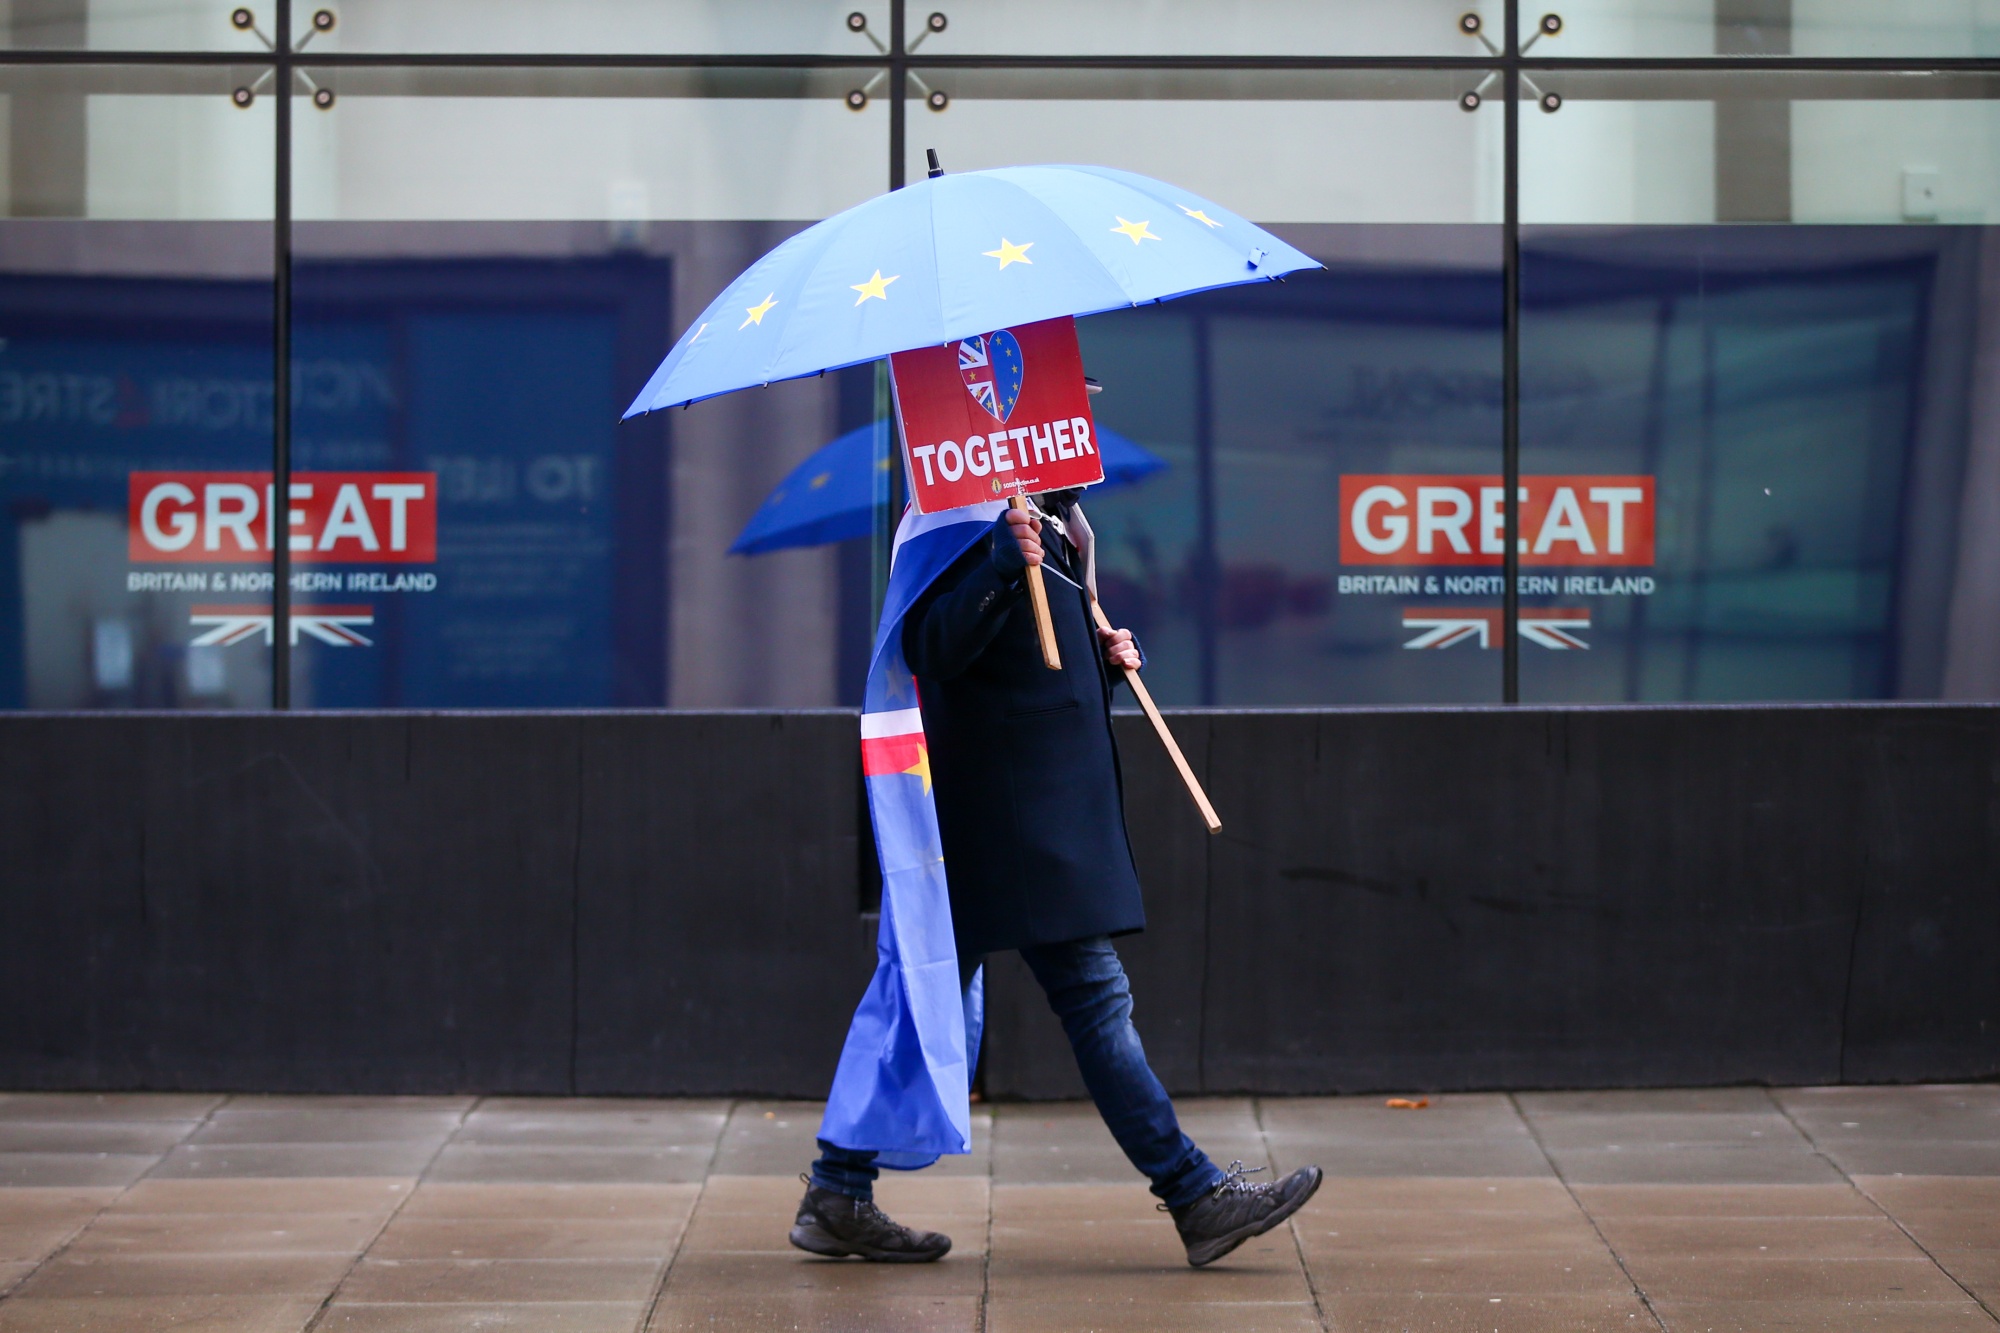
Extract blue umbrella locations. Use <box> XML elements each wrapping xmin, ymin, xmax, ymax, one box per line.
<box><xmin>731</xmin><ymin>422</ymin><xmax>1167</xmax><ymax>556</ymax></box>
<box><xmin>624</xmin><ymin>162</ymin><xmax>1319</xmax><ymax>416</ymax></box>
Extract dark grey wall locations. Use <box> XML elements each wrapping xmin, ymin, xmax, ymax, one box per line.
<box><xmin>3</xmin><ymin>706</ymin><xmax>1995</xmax><ymax>1097</ymax></box>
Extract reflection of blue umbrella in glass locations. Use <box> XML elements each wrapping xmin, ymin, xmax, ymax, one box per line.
<box><xmin>730</xmin><ymin>423</ymin><xmax>1166</xmax><ymax>556</ymax></box>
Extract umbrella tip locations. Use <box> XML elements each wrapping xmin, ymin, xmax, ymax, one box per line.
<box><xmin>926</xmin><ymin>148</ymin><xmax>943</xmax><ymax>178</ymax></box>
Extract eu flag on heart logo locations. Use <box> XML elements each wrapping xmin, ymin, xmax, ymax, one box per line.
<box><xmin>958</xmin><ymin>330</ymin><xmax>1024</xmax><ymax>423</ymax></box>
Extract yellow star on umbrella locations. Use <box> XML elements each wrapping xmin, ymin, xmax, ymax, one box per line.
<box><xmin>739</xmin><ymin>294</ymin><xmax>777</xmax><ymax>329</ymax></box>
<box><xmin>1111</xmin><ymin>216</ymin><xmax>1160</xmax><ymax>245</ymax></box>
<box><xmin>983</xmin><ymin>237</ymin><xmax>1034</xmax><ymax>269</ymax></box>
<box><xmin>903</xmin><ymin>743</ymin><xmax>931</xmax><ymax>793</ymax></box>
<box><xmin>852</xmin><ymin>269</ymin><xmax>900</xmax><ymax>305</ymax></box>
<box><xmin>1179</xmin><ymin>205</ymin><xmax>1223</xmax><ymax>228</ymax></box>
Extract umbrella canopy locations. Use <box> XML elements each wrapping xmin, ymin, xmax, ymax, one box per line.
<box><xmin>731</xmin><ymin>422</ymin><xmax>1167</xmax><ymax>556</ymax></box>
<box><xmin>624</xmin><ymin>163</ymin><xmax>1319</xmax><ymax>416</ymax></box>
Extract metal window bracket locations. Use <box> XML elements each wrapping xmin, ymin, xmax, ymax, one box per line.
<box><xmin>228</xmin><ymin>7</ymin><xmax>337</xmax><ymax>107</ymax></box>
<box><xmin>1458</xmin><ymin>12</ymin><xmax>1561</xmax><ymax>111</ymax></box>
<box><xmin>847</xmin><ymin>11</ymin><xmax>947</xmax><ymax>111</ymax></box>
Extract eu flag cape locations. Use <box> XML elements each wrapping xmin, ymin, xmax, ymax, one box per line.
<box><xmin>816</xmin><ymin>499</ymin><xmax>1006</xmax><ymax>1167</ymax></box>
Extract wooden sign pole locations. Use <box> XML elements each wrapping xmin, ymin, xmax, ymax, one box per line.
<box><xmin>1010</xmin><ymin>496</ymin><xmax>1062</xmax><ymax>670</ymax></box>
<box><xmin>1090</xmin><ymin>598</ymin><xmax>1222</xmax><ymax>834</ymax></box>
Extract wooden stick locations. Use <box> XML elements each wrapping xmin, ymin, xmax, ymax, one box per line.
<box><xmin>1090</xmin><ymin>598</ymin><xmax>1222</xmax><ymax>835</ymax></box>
<box><xmin>1009</xmin><ymin>496</ymin><xmax>1061</xmax><ymax>670</ymax></box>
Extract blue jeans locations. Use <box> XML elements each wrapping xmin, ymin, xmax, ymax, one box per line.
<box><xmin>813</xmin><ymin>936</ymin><xmax>1222</xmax><ymax>1210</ymax></box>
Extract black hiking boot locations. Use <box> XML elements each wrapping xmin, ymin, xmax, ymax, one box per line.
<box><xmin>789</xmin><ymin>1180</ymin><xmax>953</xmax><ymax>1262</ymax></box>
<box><xmin>1168</xmin><ymin>1160</ymin><xmax>1324</xmax><ymax>1268</ymax></box>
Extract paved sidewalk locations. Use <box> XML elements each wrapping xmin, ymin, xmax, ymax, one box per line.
<box><xmin>0</xmin><ymin>1086</ymin><xmax>1995</xmax><ymax>1331</ymax></box>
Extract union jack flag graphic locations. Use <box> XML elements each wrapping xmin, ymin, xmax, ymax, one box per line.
<box><xmin>189</xmin><ymin>604</ymin><xmax>376</xmax><ymax>647</ymax></box>
<box><xmin>956</xmin><ymin>328</ymin><xmax>1024</xmax><ymax>423</ymax></box>
<box><xmin>958</xmin><ymin>336</ymin><xmax>997</xmax><ymax>416</ymax></box>
<box><xmin>1401</xmin><ymin>608</ymin><xmax>1591</xmax><ymax>649</ymax></box>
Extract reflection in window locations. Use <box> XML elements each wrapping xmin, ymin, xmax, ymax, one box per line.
<box><xmin>1520</xmin><ymin>227</ymin><xmax>1997</xmax><ymax>701</ymax></box>
<box><xmin>1081</xmin><ymin>226</ymin><xmax>1504</xmax><ymax>706</ymax></box>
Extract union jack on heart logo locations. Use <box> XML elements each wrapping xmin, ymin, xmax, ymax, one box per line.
<box><xmin>957</xmin><ymin>328</ymin><xmax>1024</xmax><ymax>423</ymax></box>
<box><xmin>1401</xmin><ymin>608</ymin><xmax>1591</xmax><ymax>649</ymax></box>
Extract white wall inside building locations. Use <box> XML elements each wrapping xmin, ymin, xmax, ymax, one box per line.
<box><xmin>1793</xmin><ymin>101</ymin><xmax>2000</xmax><ymax>224</ymax></box>
<box><xmin>1520</xmin><ymin>0</ymin><xmax>1716</xmax><ymax>58</ymax></box>
<box><xmin>86</xmin><ymin>95</ymin><xmax>273</xmax><ymax>219</ymax></box>
<box><xmin>284</xmin><ymin>0</ymin><xmax>889</xmax><ymax>55</ymax></box>
<box><xmin>1522</xmin><ymin>100</ymin><xmax>1716</xmax><ymax>223</ymax></box>
<box><xmin>896</xmin><ymin>0</ymin><xmax>1498</xmax><ymax>56</ymax></box>
<box><xmin>1793</xmin><ymin>0</ymin><xmax>2000</xmax><ymax>56</ymax></box>
<box><xmin>292</xmin><ymin>97</ymin><xmax>884</xmax><ymax>223</ymax></box>
<box><xmin>913</xmin><ymin>98</ymin><xmax>1500</xmax><ymax>224</ymax></box>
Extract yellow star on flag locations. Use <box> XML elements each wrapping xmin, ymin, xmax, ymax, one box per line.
<box><xmin>1179</xmin><ymin>205</ymin><xmax>1223</xmax><ymax>228</ymax></box>
<box><xmin>851</xmin><ymin>269</ymin><xmax>900</xmax><ymax>305</ymax></box>
<box><xmin>1111</xmin><ymin>216</ymin><xmax>1160</xmax><ymax>245</ymax></box>
<box><xmin>903</xmin><ymin>743</ymin><xmax>931</xmax><ymax>793</ymax></box>
<box><xmin>740</xmin><ymin>294</ymin><xmax>777</xmax><ymax>329</ymax></box>
<box><xmin>983</xmin><ymin>237</ymin><xmax>1034</xmax><ymax>269</ymax></box>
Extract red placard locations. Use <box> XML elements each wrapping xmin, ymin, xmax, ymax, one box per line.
<box><xmin>128</xmin><ymin>471</ymin><xmax>437</xmax><ymax>563</ymax></box>
<box><xmin>889</xmin><ymin>315</ymin><xmax>1104</xmax><ymax>514</ymax></box>
<box><xmin>1339</xmin><ymin>474</ymin><xmax>1654</xmax><ymax>567</ymax></box>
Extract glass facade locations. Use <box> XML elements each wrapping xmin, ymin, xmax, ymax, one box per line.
<box><xmin>3</xmin><ymin>3</ymin><xmax>1998</xmax><ymax>709</ymax></box>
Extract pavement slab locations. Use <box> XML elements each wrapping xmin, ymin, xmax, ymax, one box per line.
<box><xmin>396</xmin><ymin>1183</ymin><xmax>697</xmax><ymax>1222</ymax></box>
<box><xmin>0</xmin><ymin>1095</ymin><xmax>225</xmax><ymax>1124</ymax></box>
<box><xmin>61</xmin><ymin>1211</ymin><xmax>389</xmax><ymax>1257</ymax></box>
<box><xmin>0</xmin><ymin>1295</ymin><xmax>323</xmax><ymax>1332</ymax></box>
<box><xmin>1262</xmin><ymin>1095</ymin><xmax>1557</xmax><ymax>1179</ymax></box>
<box><xmin>0</xmin><ymin>1087</ymin><xmax>1992</xmax><ymax>1330</ymax></box>
<box><xmin>319</xmin><ymin>1303</ymin><xmax>648</xmax><ymax>1332</ymax></box>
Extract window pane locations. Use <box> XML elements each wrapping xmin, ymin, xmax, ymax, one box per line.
<box><xmin>913</xmin><ymin>68</ymin><xmax>1503</xmax><ymax>704</ymax></box>
<box><xmin>1527</xmin><ymin>0</ymin><xmax>2000</xmax><ymax>59</ymax></box>
<box><xmin>290</xmin><ymin>66</ymin><xmax>886</xmax><ymax>707</ymax></box>
<box><xmin>919</xmin><ymin>0</ymin><xmax>1502</xmax><ymax>57</ymax></box>
<box><xmin>286</xmin><ymin>0</ymin><xmax>890</xmax><ymax>55</ymax></box>
<box><xmin>0</xmin><ymin>64</ymin><xmax>274</xmax><ymax>710</ymax></box>
<box><xmin>2</xmin><ymin>1</ymin><xmax>281</xmax><ymax>50</ymax></box>
<box><xmin>1520</xmin><ymin>72</ymin><xmax>2000</xmax><ymax>701</ymax></box>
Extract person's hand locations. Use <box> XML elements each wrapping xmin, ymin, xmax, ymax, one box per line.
<box><xmin>1001</xmin><ymin>507</ymin><xmax>1042</xmax><ymax>568</ymax></box>
<box><xmin>1099</xmin><ymin>626</ymin><xmax>1140</xmax><ymax>672</ymax></box>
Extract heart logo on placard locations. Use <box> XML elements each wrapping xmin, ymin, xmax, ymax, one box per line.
<box><xmin>957</xmin><ymin>329</ymin><xmax>1025</xmax><ymax>423</ymax></box>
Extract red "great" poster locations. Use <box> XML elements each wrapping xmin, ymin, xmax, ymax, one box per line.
<box><xmin>1340</xmin><ymin>475</ymin><xmax>1655</xmax><ymax>567</ymax></box>
<box><xmin>889</xmin><ymin>315</ymin><xmax>1104</xmax><ymax>514</ymax></box>
<box><xmin>128</xmin><ymin>471</ymin><xmax>437</xmax><ymax>563</ymax></box>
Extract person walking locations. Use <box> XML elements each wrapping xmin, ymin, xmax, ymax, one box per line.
<box><xmin>792</xmin><ymin>493</ymin><xmax>1321</xmax><ymax>1268</ymax></box>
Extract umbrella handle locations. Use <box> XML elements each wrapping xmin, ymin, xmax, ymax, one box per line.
<box><xmin>1090</xmin><ymin>597</ymin><xmax>1222</xmax><ymax>835</ymax></box>
<box><xmin>1009</xmin><ymin>496</ymin><xmax>1062</xmax><ymax>671</ymax></box>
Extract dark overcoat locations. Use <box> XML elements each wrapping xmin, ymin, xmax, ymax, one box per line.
<box><xmin>903</xmin><ymin>511</ymin><xmax>1146</xmax><ymax>959</ymax></box>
